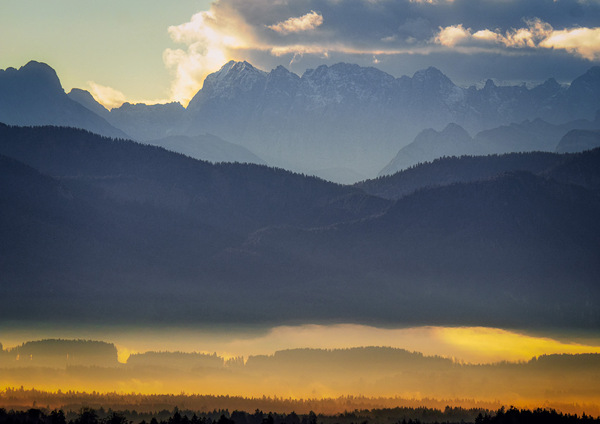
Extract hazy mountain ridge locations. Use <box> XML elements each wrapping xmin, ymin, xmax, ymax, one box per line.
<box><xmin>1</xmin><ymin>124</ymin><xmax>600</xmax><ymax>326</ymax></box>
<box><xmin>360</xmin><ymin>152</ymin><xmax>573</xmax><ymax>200</ymax></box>
<box><xmin>182</xmin><ymin>62</ymin><xmax>600</xmax><ymax>179</ymax></box>
<box><xmin>380</xmin><ymin>116</ymin><xmax>600</xmax><ymax>175</ymax></box>
<box><xmin>145</xmin><ymin>134</ymin><xmax>265</xmax><ymax>165</ymax></box>
<box><xmin>6</xmin><ymin>60</ymin><xmax>600</xmax><ymax>182</ymax></box>
<box><xmin>556</xmin><ymin>129</ymin><xmax>600</xmax><ymax>153</ymax></box>
<box><xmin>66</xmin><ymin>88</ymin><xmax>266</xmax><ymax>166</ymax></box>
<box><xmin>0</xmin><ymin>124</ymin><xmax>387</xmax><ymax>232</ymax></box>
<box><xmin>109</xmin><ymin>101</ymin><xmax>186</xmax><ymax>141</ymax></box>
<box><xmin>0</xmin><ymin>124</ymin><xmax>391</xmax><ymax>322</ymax></box>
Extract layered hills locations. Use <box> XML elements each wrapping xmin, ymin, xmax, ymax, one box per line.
<box><xmin>2</xmin><ymin>59</ymin><xmax>600</xmax><ymax>328</ymax></box>
<box><xmin>1</xmin><ymin>124</ymin><xmax>598</xmax><ymax>328</ymax></box>
<box><xmin>381</xmin><ymin>116</ymin><xmax>600</xmax><ymax>175</ymax></box>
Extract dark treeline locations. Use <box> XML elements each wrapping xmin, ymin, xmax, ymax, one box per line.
<box><xmin>0</xmin><ymin>387</ymin><xmax>502</xmax><ymax>415</ymax></box>
<box><xmin>1</xmin><ymin>406</ymin><xmax>599</xmax><ymax>424</ymax></box>
<box><xmin>474</xmin><ymin>407</ymin><xmax>600</xmax><ymax>424</ymax></box>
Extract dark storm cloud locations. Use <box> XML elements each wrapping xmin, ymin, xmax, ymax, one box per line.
<box><xmin>225</xmin><ymin>0</ymin><xmax>600</xmax><ymax>51</ymax></box>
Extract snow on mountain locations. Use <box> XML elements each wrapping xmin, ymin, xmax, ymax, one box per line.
<box><xmin>6</xmin><ymin>60</ymin><xmax>600</xmax><ymax>182</ymax></box>
<box><xmin>183</xmin><ymin>61</ymin><xmax>600</xmax><ymax>181</ymax></box>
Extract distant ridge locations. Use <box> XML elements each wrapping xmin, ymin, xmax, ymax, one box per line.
<box><xmin>556</xmin><ymin>129</ymin><xmax>600</xmax><ymax>153</ymax></box>
<box><xmin>6</xmin><ymin>60</ymin><xmax>600</xmax><ymax>181</ymax></box>
<box><xmin>145</xmin><ymin>134</ymin><xmax>265</xmax><ymax>165</ymax></box>
<box><xmin>182</xmin><ymin>61</ymin><xmax>600</xmax><ymax>179</ymax></box>
<box><xmin>380</xmin><ymin>117</ymin><xmax>600</xmax><ymax>175</ymax></box>
<box><xmin>2</xmin><ymin>124</ymin><xmax>598</xmax><ymax>328</ymax></box>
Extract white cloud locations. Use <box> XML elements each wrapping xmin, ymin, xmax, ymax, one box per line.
<box><xmin>86</xmin><ymin>81</ymin><xmax>172</xmax><ymax>109</ymax></box>
<box><xmin>434</xmin><ymin>24</ymin><xmax>471</xmax><ymax>47</ymax></box>
<box><xmin>540</xmin><ymin>26</ymin><xmax>600</xmax><ymax>60</ymax></box>
<box><xmin>270</xmin><ymin>44</ymin><xmax>330</xmax><ymax>56</ymax></box>
<box><xmin>433</xmin><ymin>18</ymin><xmax>600</xmax><ymax>60</ymax></box>
<box><xmin>472</xmin><ymin>29</ymin><xmax>503</xmax><ymax>43</ymax></box>
<box><xmin>503</xmin><ymin>18</ymin><xmax>553</xmax><ymax>48</ymax></box>
<box><xmin>163</xmin><ymin>4</ymin><xmax>257</xmax><ymax>106</ymax></box>
<box><xmin>268</xmin><ymin>11</ymin><xmax>324</xmax><ymax>34</ymax></box>
<box><xmin>163</xmin><ymin>4</ymin><xmax>325</xmax><ymax>106</ymax></box>
<box><xmin>87</xmin><ymin>81</ymin><xmax>127</xmax><ymax>110</ymax></box>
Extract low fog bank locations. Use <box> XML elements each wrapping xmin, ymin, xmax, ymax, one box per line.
<box><xmin>1</xmin><ymin>337</ymin><xmax>599</xmax><ymax>411</ymax></box>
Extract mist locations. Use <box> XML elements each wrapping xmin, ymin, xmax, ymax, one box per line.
<box><xmin>1</xmin><ymin>329</ymin><xmax>600</xmax><ymax>415</ymax></box>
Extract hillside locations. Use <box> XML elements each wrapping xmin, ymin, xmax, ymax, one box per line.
<box><xmin>1</xmin><ymin>124</ymin><xmax>599</xmax><ymax>327</ymax></box>
<box><xmin>0</xmin><ymin>124</ymin><xmax>388</xmax><ymax>324</ymax></box>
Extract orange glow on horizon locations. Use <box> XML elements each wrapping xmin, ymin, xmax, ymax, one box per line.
<box><xmin>432</xmin><ymin>326</ymin><xmax>600</xmax><ymax>363</ymax></box>
<box><xmin>4</xmin><ymin>324</ymin><xmax>600</xmax><ymax>365</ymax></box>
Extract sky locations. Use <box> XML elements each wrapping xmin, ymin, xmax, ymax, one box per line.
<box><xmin>1</xmin><ymin>0</ymin><xmax>600</xmax><ymax>108</ymax></box>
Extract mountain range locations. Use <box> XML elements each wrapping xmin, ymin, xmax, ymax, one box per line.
<box><xmin>2</xmin><ymin>60</ymin><xmax>600</xmax><ymax>182</ymax></box>
<box><xmin>1</xmin><ymin>123</ymin><xmax>598</xmax><ymax>328</ymax></box>
<box><xmin>380</xmin><ymin>116</ymin><xmax>600</xmax><ymax>175</ymax></box>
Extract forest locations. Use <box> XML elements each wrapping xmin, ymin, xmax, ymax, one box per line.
<box><xmin>2</xmin><ymin>342</ymin><xmax>600</xmax><ymax>413</ymax></box>
<box><xmin>1</xmin><ymin>405</ymin><xmax>599</xmax><ymax>424</ymax></box>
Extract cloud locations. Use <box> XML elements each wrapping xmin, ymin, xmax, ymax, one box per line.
<box><xmin>541</xmin><ymin>26</ymin><xmax>600</xmax><ymax>60</ymax></box>
<box><xmin>434</xmin><ymin>18</ymin><xmax>600</xmax><ymax>60</ymax></box>
<box><xmin>270</xmin><ymin>44</ymin><xmax>330</xmax><ymax>57</ymax></box>
<box><xmin>87</xmin><ymin>81</ymin><xmax>127</xmax><ymax>110</ymax></box>
<box><xmin>86</xmin><ymin>81</ymin><xmax>171</xmax><ymax>109</ymax></box>
<box><xmin>163</xmin><ymin>3</ymin><xmax>257</xmax><ymax>105</ymax></box>
<box><xmin>434</xmin><ymin>24</ymin><xmax>471</xmax><ymax>47</ymax></box>
<box><xmin>502</xmin><ymin>18</ymin><xmax>554</xmax><ymax>48</ymax></box>
<box><xmin>268</xmin><ymin>11</ymin><xmax>324</xmax><ymax>34</ymax></box>
<box><xmin>433</xmin><ymin>326</ymin><xmax>600</xmax><ymax>363</ymax></box>
<box><xmin>159</xmin><ymin>0</ymin><xmax>600</xmax><ymax>106</ymax></box>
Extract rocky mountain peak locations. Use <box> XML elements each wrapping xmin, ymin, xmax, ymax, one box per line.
<box><xmin>483</xmin><ymin>79</ymin><xmax>497</xmax><ymax>90</ymax></box>
<box><xmin>569</xmin><ymin>66</ymin><xmax>600</xmax><ymax>92</ymax></box>
<box><xmin>0</xmin><ymin>60</ymin><xmax>64</xmax><ymax>97</ymax></box>
<box><xmin>412</xmin><ymin>67</ymin><xmax>451</xmax><ymax>84</ymax></box>
<box><xmin>267</xmin><ymin>65</ymin><xmax>299</xmax><ymax>82</ymax></box>
<box><xmin>213</xmin><ymin>60</ymin><xmax>266</xmax><ymax>81</ymax></box>
<box><xmin>186</xmin><ymin>61</ymin><xmax>268</xmax><ymax>110</ymax></box>
<box><xmin>67</xmin><ymin>88</ymin><xmax>110</xmax><ymax>117</ymax></box>
<box><xmin>441</xmin><ymin>122</ymin><xmax>471</xmax><ymax>139</ymax></box>
<box><xmin>20</xmin><ymin>61</ymin><xmax>62</xmax><ymax>89</ymax></box>
<box><xmin>540</xmin><ymin>77</ymin><xmax>560</xmax><ymax>90</ymax></box>
<box><xmin>410</xmin><ymin>66</ymin><xmax>460</xmax><ymax>104</ymax></box>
